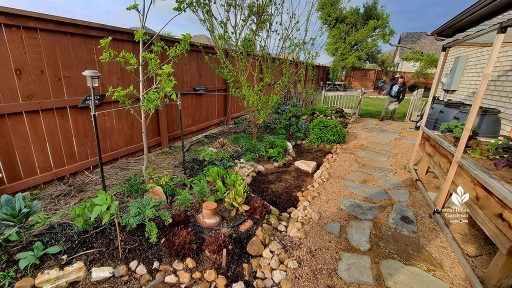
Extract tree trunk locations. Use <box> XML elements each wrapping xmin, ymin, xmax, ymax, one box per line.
<box><xmin>140</xmin><ymin>38</ymin><xmax>149</xmax><ymax>182</ymax></box>
<box><xmin>251</xmin><ymin>111</ymin><xmax>258</xmax><ymax>140</ymax></box>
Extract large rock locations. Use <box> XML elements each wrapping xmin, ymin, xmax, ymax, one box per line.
<box><xmin>347</xmin><ymin>220</ymin><xmax>372</xmax><ymax>252</ymax></box>
<box><xmin>294</xmin><ymin>160</ymin><xmax>318</xmax><ymax>173</ymax></box>
<box><xmin>344</xmin><ymin>181</ymin><xmax>388</xmax><ymax>201</ymax></box>
<box><xmin>341</xmin><ymin>198</ymin><xmax>384</xmax><ymax>220</ymax></box>
<box><xmin>324</xmin><ymin>221</ymin><xmax>341</xmax><ymax>238</ymax></box>
<box><xmin>247</xmin><ymin>236</ymin><xmax>265</xmax><ymax>256</ymax></box>
<box><xmin>380</xmin><ymin>259</ymin><xmax>449</xmax><ymax>288</ymax></box>
<box><xmin>34</xmin><ymin>262</ymin><xmax>86</xmax><ymax>288</ymax></box>
<box><xmin>147</xmin><ymin>186</ymin><xmax>166</xmax><ymax>201</ymax></box>
<box><xmin>90</xmin><ymin>267</ymin><xmax>114</xmax><ymax>282</ymax></box>
<box><xmin>388</xmin><ymin>204</ymin><xmax>417</xmax><ymax>236</ymax></box>
<box><xmin>337</xmin><ymin>253</ymin><xmax>374</xmax><ymax>285</ymax></box>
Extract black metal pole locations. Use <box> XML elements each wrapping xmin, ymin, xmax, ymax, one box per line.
<box><xmin>90</xmin><ymin>86</ymin><xmax>107</xmax><ymax>192</ymax></box>
<box><xmin>178</xmin><ymin>92</ymin><xmax>185</xmax><ymax>166</ymax></box>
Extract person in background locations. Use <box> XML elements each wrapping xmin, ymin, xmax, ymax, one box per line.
<box><xmin>380</xmin><ymin>74</ymin><xmax>407</xmax><ymax>121</ymax></box>
<box><xmin>377</xmin><ymin>79</ymin><xmax>386</xmax><ymax>94</ymax></box>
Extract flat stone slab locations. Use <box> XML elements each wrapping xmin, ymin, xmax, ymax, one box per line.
<box><xmin>358</xmin><ymin>150</ymin><xmax>390</xmax><ymax>161</ymax></box>
<box><xmin>380</xmin><ymin>230</ymin><xmax>442</xmax><ymax>270</ymax></box>
<box><xmin>388</xmin><ymin>204</ymin><xmax>417</xmax><ymax>236</ymax></box>
<box><xmin>357</xmin><ymin>157</ymin><xmax>391</xmax><ymax>168</ymax></box>
<box><xmin>361</xmin><ymin>144</ymin><xmax>393</xmax><ymax>155</ymax></box>
<box><xmin>294</xmin><ymin>160</ymin><xmax>317</xmax><ymax>173</ymax></box>
<box><xmin>343</xmin><ymin>172</ymin><xmax>368</xmax><ymax>182</ymax></box>
<box><xmin>337</xmin><ymin>253</ymin><xmax>374</xmax><ymax>285</ymax></box>
<box><xmin>356</xmin><ymin>164</ymin><xmax>396</xmax><ymax>177</ymax></box>
<box><xmin>378</xmin><ymin>178</ymin><xmax>406</xmax><ymax>188</ymax></box>
<box><xmin>380</xmin><ymin>259</ymin><xmax>449</xmax><ymax>288</ymax></box>
<box><xmin>365</xmin><ymin>142</ymin><xmax>392</xmax><ymax>151</ymax></box>
<box><xmin>347</xmin><ymin>220</ymin><xmax>372</xmax><ymax>252</ymax></box>
<box><xmin>341</xmin><ymin>198</ymin><xmax>385</xmax><ymax>220</ymax></box>
<box><xmin>345</xmin><ymin>181</ymin><xmax>389</xmax><ymax>201</ymax></box>
<box><xmin>324</xmin><ymin>221</ymin><xmax>341</xmax><ymax>238</ymax></box>
<box><xmin>387</xmin><ymin>189</ymin><xmax>410</xmax><ymax>202</ymax></box>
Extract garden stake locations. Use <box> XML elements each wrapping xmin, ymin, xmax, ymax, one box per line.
<box><xmin>115</xmin><ymin>217</ymin><xmax>122</xmax><ymax>258</ymax></box>
<box><xmin>88</xmin><ymin>84</ymin><xmax>107</xmax><ymax>192</ymax></box>
<box><xmin>222</xmin><ymin>248</ymin><xmax>227</xmax><ymax>268</ymax></box>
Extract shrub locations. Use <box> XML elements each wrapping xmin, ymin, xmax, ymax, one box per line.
<box><xmin>0</xmin><ymin>193</ymin><xmax>41</xmax><ymax>242</ymax></box>
<box><xmin>164</xmin><ymin>227</ymin><xmax>198</xmax><ymax>259</ymax></box>
<box><xmin>230</xmin><ymin>133</ymin><xmax>287</xmax><ymax>161</ymax></box>
<box><xmin>305</xmin><ymin>118</ymin><xmax>347</xmax><ymax>147</ymax></box>
<box><xmin>408</xmin><ymin>82</ymin><xmax>419</xmax><ymax>92</ymax></box>
<box><xmin>439</xmin><ymin>120</ymin><xmax>478</xmax><ymax>139</ymax></box>
<box><xmin>16</xmin><ymin>241</ymin><xmax>63</xmax><ymax>271</ymax></box>
<box><xmin>69</xmin><ymin>191</ymin><xmax>119</xmax><ymax>231</ymax></box>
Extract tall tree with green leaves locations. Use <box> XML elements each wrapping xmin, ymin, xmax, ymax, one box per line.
<box><xmin>188</xmin><ymin>0</ymin><xmax>321</xmax><ymax>139</ymax></box>
<box><xmin>317</xmin><ymin>0</ymin><xmax>394</xmax><ymax>80</ymax></box>
<box><xmin>402</xmin><ymin>48</ymin><xmax>439</xmax><ymax>79</ymax></box>
<box><xmin>375</xmin><ymin>52</ymin><xmax>396</xmax><ymax>78</ymax></box>
<box><xmin>99</xmin><ymin>1</ymin><xmax>191</xmax><ymax>181</ymax></box>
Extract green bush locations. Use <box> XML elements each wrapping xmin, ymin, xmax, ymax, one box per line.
<box><xmin>305</xmin><ymin>118</ymin><xmax>347</xmax><ymax>147</ymax></box>
<box><xmin>229</xmin><ymin>133</ymin><xmax>287</xmax><ymax>161</ymax></box>
<box><xmin>69</xmin><ymin>191</ymin><xmax>119</xmax><ymax>231</ymax></box>
<box><xmin>121</xmin><ymin>196</ymin><xmax>171</xmax><ymax>244</ymax></box>
<box><xmin>439</xmin><ymin>120</ymin><xmax>478</xmax><ymax>139</ymax></box>
<box><xmin>112</xmin><ymin>173</ymin><xmax>147</xmax><ymax>197</ymax></box>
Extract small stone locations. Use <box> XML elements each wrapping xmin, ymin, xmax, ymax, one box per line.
<box><xmin>153</xmin><ymin>261</ymin><xmax>160</xmax><ymax>270</ymax></box>
<box><xmin>159</xmin><ymin>264</ymin><xmax>172</xmax><ymax>273</ymax></box>
<box><xmin>270</xmin><ymin>257</ymin><xmax>280</xmax><ymax>269</ymax></box>
<box><xmin>261</xmin><ymin>266</ymin><xmax>272</xmax><ymax>278</ymax></box>
<box><xmin>14</xmin><ymin>277</ymin><xmax>35</xmax><ymax>288</ymax></box>
<box><xmin>185</xmin><ymin>257</ymin><xmax>197</xmax><ymax>269</ymax></box>
<box><xmin>216</xmin><ymin>275</ymin><xmax>228</xmax><ymax>288</ymax></box>
<box><xmin>278</xmin><ymin>264</ymin><xmax>288</xmax><ymax>271</ymax></box>
<box><xmin>243</xmin><ymin>263</ymin><xmax>252</xmax><ymax>280</ymax></box>
<box><xmin>298</xmin><ymin>230</ymin><xmax>306</xmax><ymax>239</ymax></box>
<box><xmin>139</xmin><ymin>273</ymin><xmax>152</xmax><ymax>285</ymax></box>
<box><xmin>194</xmin><ymin>282</ymin><xmax>210</xmax><ymax>288</ymax></box>
<box><xmin>268</xmin><ymin>241</ymin><xmax>282</xmax><ymax>252</ymax></box>
<box><xmin>280</xmin><ymin>278</ymin><xmax>293</xmax><ymax>288</ymax></box>
<box><xmin>311</xmin><ymin>211</ymin><xmax>320</xmax><ymax>221</ymax></box>
<box><xmin>164</xmin><ymin>274</ymin><xmax>179</xmax><ymax>283</ymax></box>
<box><xmin>247</xmin><ymin>236</ymin><xmax>265</xmax><ymax>256</ymax></box>
<box><xmin>129</xmin><ymin>260</ymin><xmax>138</xmax><ymax>271</ymax></box>
<box><xmin>35</xmin><ymin>262</ymin><xmax>86</xmax><ymax>288</ymax></box>
<box><xmin>232</xmin><ymin>281</ymin><xmax>245</xmax><ymax>288</ymax></box>
<box><xmin>251</xmin><ymin>258</ymin><xmax>261</xmax><ymax>270</ymax></box>
<box><xmin>278</xmin><ymin>252</ymin><xmax>289</xmax><ymax>263</ymax></box>
<box><xmin>256</xmin><ymin>269</ymin><xmax>265</xmax><ymax>279</ymax></box>
<box><xmin>254</xmin><ymin>279</ymin><xmax>265</xmax><ymax>288</ymax></box>
<box><xmin>262</xmin><ymin>248</ymin><xmax>273</xmax><ymax>258</ymax></box>
<box><xmin>177</xmin><ymin>270</ymin><xmax>191</xmax><ymax>284</ymax></box>
<box><xmin>147</xmin><ymin>186</ymin><xmax>166</xmax><ymax>201</ymax></box>
<box><xmin>204</xmin><ymin>269</ymin><xmax>218</xmax><ymax>282</ymax></box>
<box><xmin>286</xmin><ymin>260</ymin><xmax>298</xmax><ymax>269</ymax></box>
<box><xmin>239</xmin><ymin>219</ymin><xmax>254</xmax><ymax>232</ymax></box>
<box><xmin>259</xmin><ymin>257</ymin><xmax>271</xmax><ymax>267</ymax></box>
<box><xmin>324</xmin><ymin>221</ymin><xmax>341</xmax><ymax>238</ymax></box>
<box><xmin>113</xmin><ymin>265</ymin><xmax>128</xmax><ymax>277</ymax></box>
<box><xmin>192</xmin><ymin>271</ymin><xmax>202</xmax><ymax>279</ymax></box>
<box><xmin>294</xmin><ymin>160</ymin><xmax>318</xmax><ymax>173</ymax></box>
<box><xmin>91</xmin><ymin>267</ymin><xmax>114</xmax><ymax>282</ymax></box>
<box><xmin>135</xmin><ymin>264</ymin><xmax>147</xmax><ymax>275</ymax></box>
<box><xmin>172</xmin><ymin>260</ymin><xmax>184</xmax><ymax>271</ymax></box>
<box><xmin>155</xmin><ymin>271</ymin><xmax>165</xmax><ymax>281</ymax></box>
<box><xmin>272</xmin><ymin>270</ymin><xmax>286</xmax><ymax>284</ymax></box>
<box><xmin>263</xmin><ymin>278</ymin><xmax>274</xmax><ymax>287</ymax></box>
<box><xmin>277</xmin><ymin>224</ymin><xmax>287</xmax><ymax>232</ymax></box>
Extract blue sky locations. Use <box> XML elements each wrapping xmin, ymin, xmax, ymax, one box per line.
<box><xmin>1</xmin><ymin>0</ymin><xmax>476</xmax><ymax>64</ymax></box>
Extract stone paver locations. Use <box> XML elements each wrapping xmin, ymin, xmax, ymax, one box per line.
<box><xmin>337</xmin><ymin>253</ymin><xmax>375</xmax><ymax>285</ymax></box>
<box><xmin>343</xmin><ymin>172</ymin><xmax>368</xmax><ymax>182</ymax></box>
<box><xmin>378</xmin><ymin>178</ymin><xmax>406</xmax><ymax>188</ymax></box>
<box><xmin>347</xmin><ymin>220</ymin><xmax>372</xmax><ymax>252</ymax></box>
<box><xmin>324</xmin><ymin>221</ymin><xmax>341</xmax><ymax>238</ymax></box>
<box><xmin>358</xmin><ymin>150</ymin><xmax>390</xmax><ymax>161</ymax></box>
<box><xmin>345</xmin><ymin>181</ymin><xmax>389</xmax><ymax>201</ymax></box>
<box><xmin>388</xmin><ymin>204</ymin><xmax>417</xmax><ymax>236</ymax></box>
<box><xmin>341</xmin><ymin>198</ymin><xmax>385</xmax><ymax>220</ymax></box>
<box><xmin>364</xmin><ymin>142</ymin><xmax>392</xmax><ymax>151</ymax></box>
<box><xmin>387</xmin><ymin>189</ymin><xmax>410</xmax><ymax>202</ymax></box>
<box><xmin>380</xmin><ymin>230</ymin><xmax>442</xmax><ymax>270</ymax></box>
<box><xmin>356</xmin><ymin>164</ymin><xmax>396</xmax><ymax>177</ymax></box>
<box><xmin>356</xmin><ymin>157</ymin><xmax>391</xmax><ymax>168</ymax></box>
<box><xmin>361</xmin><ymin>145</ymin><xmax>393</xmax><ymax>156</ymax></box>
<box><xmin>380</xmin><ymin>259</ymin><xmax>449</xmax><ymax>288</ymax></box>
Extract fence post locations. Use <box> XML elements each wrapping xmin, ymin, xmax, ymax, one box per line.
<box><xmin>158</xmin><ymin>105</ymin><xmax>169</xmax><ymax>149</ymax></box>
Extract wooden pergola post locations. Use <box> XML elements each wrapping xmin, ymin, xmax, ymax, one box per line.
<box><xmin>434</xmin><ymin>27</ymin><xmax>507</xmax><ymax>209</ymax></box>
<box><xmin>409</xmin><ymin>48</ymin><xmax>449</xmax><ymax>166</ymax></box>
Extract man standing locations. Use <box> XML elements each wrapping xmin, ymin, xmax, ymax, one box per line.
<box><xmin>380</xmin><ymin>74</ymin><xmax>407</xmax><ymax>121</ymax></box>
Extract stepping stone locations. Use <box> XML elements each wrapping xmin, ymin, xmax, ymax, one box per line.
<box><xmin>388</xmin><ymin>204</ymin><xmax>417</xmax><ymax>236</ymax></box>
<box><xmin>345</xmin><ymin>181</ymin><xmax>389</xmax><ymax>201</ymax></box>
<box><xmin>343</xmin><ymin>172</ymin><xmax>368</xmax><ymax>182</ymax></box>
<box><xmin>387</xmin><ymin>189</ymin><xmax>410</xmax><ymax>202</ymax></box>
<box><xmin>357</xmin><ymin>164</ymin><xmax>396</xmax><ymax>177</ymax></box>
<box><xmin>357</xmin><ymin>157</ymin><xmax>391</xmax><ymax>168</ymax></box>
<box><xmin>380</xmin><ymin>259</ymin><xmax>449</xmax><ymax>288</ymax></box>
<box><xmin>401</xmin><ymin>138</ymin><xmax>417</xmax><ymax>144</ymax></box>
<box><xmin>365</xmin><ymin>142</ymin><xmax>392</xmax><ymax>151</ymax></box>
<box><xmin>358</xmin><ymin>150</ymin><xmax>390</xmax><ymax>161</ymax></box>
<box><xmin>380</xmin><ymin>230</ymin><xmax>442</xmax><ymax>270</ymax></box>
<box><xmin>341</xmin><ymin>198</ymin><xmax>385</xmax><ymax>220</ymax></box>
<box><xmin>366</xmin><ymin>126</ymin><xmax>387</xmax><ymax>133</ymax></box>
<box><xmin>347</xmin><ymin>220</ymin><xmax>372</xmax><ymax>252</ymax></box>
<box><xmin>324</xmin><ymin>221</ymin><xmax>341</xmax><ymax>238</ymax></box>
<box><xmin>378</xmin><ymin>178</ymin><xmax>405</xmax><ymax>188</ymax></box>
<box><xmin>337</xmin><ymin>253</ymin><xmax>374</xmax><ymax>285</ymax></box>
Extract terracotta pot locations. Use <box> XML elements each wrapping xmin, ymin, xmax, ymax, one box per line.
<box><xmin>196</xmin><ymin>202</ymin><xmax>222</xmax><ymax>227</ymax></box>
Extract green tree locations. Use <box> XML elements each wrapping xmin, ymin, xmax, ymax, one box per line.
<box><xmin>375</xmin><ymin>53</ymin><xmax>396</xmax><ymax>78</ymax></box>
<box><xmin>402</xmin><ymin>48</ymin><xmax>439</xmax><ymax>79</ymax></box>
<box><xmin>99</xmin><ymin>1</ymin><xmax>191</xmax><ymax>181</ymax></box>
<box><xmin>317</xmin><ymin>0</ymin><xmax>394</xmax><ymax>80</ymax></box>
<box><xmin>188</xmin><ymin>0</ymin><xmax>321</xmax><ymax>139</ymax></box>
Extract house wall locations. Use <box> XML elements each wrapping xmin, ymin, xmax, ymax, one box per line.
<box><xmin>435</xmin><ymin>45</ymin><xmax>512</xmax><ymax>135</ymax></box>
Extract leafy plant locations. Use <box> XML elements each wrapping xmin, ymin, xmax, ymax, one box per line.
<box><xmin>0</xmin><ymin>266</ymin><xmax>17</xmax><ymax>288</ymax></box>
<box><xmin>30</xmin><ymin>212</ymin><xmax>63</xmax><ymax>232</ymax></box>
<box><xmin>203</xmin><ymin>231</ymin><xmax>233</xmax><ymax>261</ymax></box>
<box><xmin>174</xmin><ymin>190</ymin><xmax>192</xmax><ymax>211</ymax></box>
<box><xmin>188</xmin><ymin>177</ymin><xmax>212</xmax><ymax>202</ymax></box>
<box><xmin>305</xmin><ymin>118</ymin><xmax>347</xmax><ymax>147</ymax></box>
<box><xmin>230</xmin><ymin>133</ymin><xmax>288</xmax><ymax>161</ymax></box>
<box><xmin>16</xmin><ymin>241</ymin><xmax>63</xmax><ymax>271</ymax></box>
<box><xmin>112</xmin><ymin>173</ymin><xmax>147</xmax><ymax>197</ymax></box>
<box><xmin>0</xmin><ymin>193</ymin><xmax>41</xmax><ymax>242</ymax></box>
<box><xmin>466</xmin><ymin>147</ymin><xmax>487</xmax><ymax>159</ymax></box>
<box><xmin>488</xmin><ymin>137</ymin><xmax>512</xmax><ymax>170</ymax></box>
<box><xmin>69</xmin><ymin>191</ymin><xmax>119</xmax><ymax>231</ymax></box>
<box><xmin>121</xmin><ymin>196</ymin><xmax>171</xmax><ymax>244</ymax></box>
<box><xmin>439</xmin><ymin>120</ymin><xmax>478</xmax><ymax>139</ymax></box>
<box><xmin>223</xmin><ymin>172</ymin><xmax>250</xmax><ymax>215</ymax></box>
<box><xmin>163</xmin><ymin>227</ymin><xmax>197</xmax><ymax>259</ymax></box>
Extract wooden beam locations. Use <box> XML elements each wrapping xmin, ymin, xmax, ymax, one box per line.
<box><xmin>409</xmin><ymin>49</ymin><xmax>449</xmax><ymax>166</ymax></box>
<box><xmin>484</xmin><ymin>250</ymin><xmax>512</xmax><ymax>288</ymax></box>
<box><xmin>435</xmin><ymin>30</ymin><xmax>506</xmax><ymax>209</ymax></box>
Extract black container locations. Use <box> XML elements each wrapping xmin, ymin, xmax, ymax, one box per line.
<box><xmin>453</xmin><ymin>106</ymin><xmax>501</xmax><ymax>137</ymax></box>
<box><xmin>425</xmin><ymin>99</ymin><xmax>445</xmax><ymax>130</ymax></box>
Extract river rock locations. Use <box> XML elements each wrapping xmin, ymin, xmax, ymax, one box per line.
<box><xmin>164</xmin><ymin>274</ymin><xmax>178</xmax><ymax>284</ymax></box>
<box><xmin>247</xmin><ymin>236</ymin><xmax>265</xmax><ymax>256</ymax></box>
<box><xmin>114</xmin><ymin>265</ymin><xmax>128</xmax><ymax>277</ymax></box>
<box><xmin>177</xmin><ymin>270</ymin><xmax>191</xmax><ymax>284</ymax></box>
<box><xmin>204</xmin><ymin>269</ymin><xmax>217</xmax><ymax>282</ymax></box>
<box><xmin>91</xmin><ymin>267</ymin><xmax>114</xmax><ymax>282</ymax></box>
<box><xmin>135</xmin><ymin>264</ymin><xmax>147</xmax><ymax>275</ymax></box>
<box><xmin>14</xmin><ymin>277</ymin><xmax>34</xmax><ymax>288</ymax></box>
<box><xmin>216</xmin><ymin>275</ymin><xmax>228</xmax><ymax>288</ymax></box>
<box><xmin>34</xmin><ymin>261</ymin><xmax>86</xmax><ymax>288</ymax></box>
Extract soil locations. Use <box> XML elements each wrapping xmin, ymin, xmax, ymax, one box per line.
<box><xmin>249</xmin><ymin>145</ymin><xmax>331</xmax><ymax>212</ymax></box>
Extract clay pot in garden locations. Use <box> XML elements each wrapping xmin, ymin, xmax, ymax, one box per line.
<box><xmin>196</xmin><ymin>202</ymin><xmax>222</xmax><ymax>227</ymax></box>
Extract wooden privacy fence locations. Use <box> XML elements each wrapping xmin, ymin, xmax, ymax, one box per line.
<box><xmin>0</xmin><ymin>7</ymin><xmax>329</xmax><ymax>194</ymax></box>
<box><xmin>345</xmin><ymin>68</ymin><xmax>434</xmax><ymax>90</ymax></box>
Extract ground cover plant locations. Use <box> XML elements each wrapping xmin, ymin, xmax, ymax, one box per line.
<box><xmin>305</xmin><ymin>118</ymin><xmax>347</xmax><ymax>147</ymax></box>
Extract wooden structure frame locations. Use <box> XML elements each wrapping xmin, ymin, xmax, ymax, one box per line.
<box><xmin>320</xmin><ymin>89</ymin><xmax>364</xmax><ymax>120</ymax></box>
<box><xmin>410</xmin><ymin>19</ymin><xmax>512</xmax><ymax>288</ymax></box>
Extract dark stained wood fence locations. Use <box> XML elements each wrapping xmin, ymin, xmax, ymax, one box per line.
<box><xmin>0</xmin><ymin>7</ymin><xmax>329</xmax><ymax>194</ymax></box>
<box><xmin>345</xmin><ymin>68</ymin><xmax>434</xmax><ymax>90</ymax></box>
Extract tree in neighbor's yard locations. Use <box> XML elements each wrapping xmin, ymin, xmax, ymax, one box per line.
<box><xmin>402</xmin><ymin>48</ymin><xmax>439</xmax><ymax>80</ymax></box>
<box><xmin>99</xmin><ymin>0</ymin><xmax>191</xmax><ymax>181</ymax></box>
<box><xmin>188</xmin><ymin>0</ymin><xmax>321</xmax><ymax>139</ymax></box>
<box><xmin>317</xmin><ymin>0</ymin><xmax>394</xmax><ymax>81</ymax></box>
<box><xmin>375</xmin><ymin>52</ymin><xmax>396</xmax><ymax>78</ymax></box>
